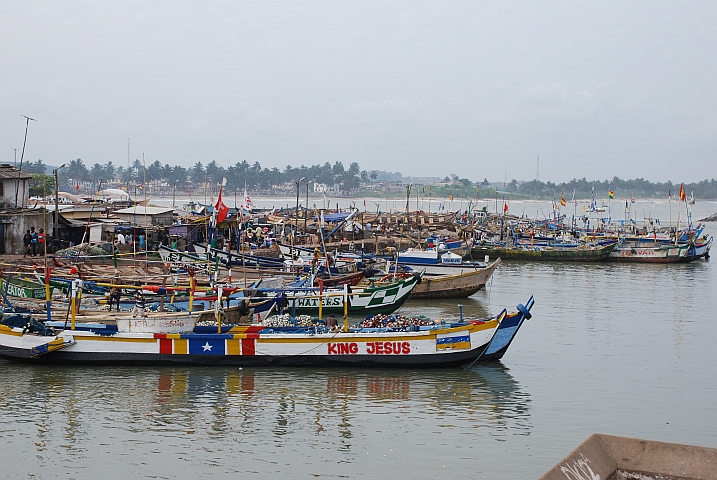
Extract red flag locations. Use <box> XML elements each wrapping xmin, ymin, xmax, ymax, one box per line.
<box><xmin>75</xmin><ymin>183</ymin><xmax>80</xmax><ymax>191</ymax></box>
<box><xmin>503</xmin><ymin>203</ymin><xmax>508</xmax><ymax>214</ymax></box>
<box><xmin>215</xmin><ymin>187</ymin><xmax>229</xmax><ymax>224</ymax></box>
<box><xmin>679</xmin><ymin>183</ymin><xmax>686</xmax><ymax>202</ymax></box>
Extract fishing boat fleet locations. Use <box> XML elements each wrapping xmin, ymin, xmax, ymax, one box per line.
<box><xmin>1</xmin><ymin>184</ymin><xmax>714</xmax><ymax>369</ymax></box>
<box><xmin>0</xmin><ymin>222</ymin><xmax>530</xmax><ymax>367</ymax></box>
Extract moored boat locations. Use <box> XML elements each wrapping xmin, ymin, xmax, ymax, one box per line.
<box><xmin>608</xmin><ymin>241</ymin><xmax>690</xmax><ymax>263</ymax></box>
<box><xmin>287</xmin><ymin>274</ymin><xmax>420</xmax><ymax>316</ymax></box>
<box><xmin>470</xmin><ymin>241</ymin><xmax>618</xmax><ymax>261</ymax></box>
<box><xmin>372</xmin><ymin>258</ymin><xmax>501</xmax><ymax>299</ymax></box>
<box><xmin>0</xmin><ymin>297</ymin><xmax>535</xmax><ymax>367</ymax></box>
<box><xmin>681</xmin><ymin>235</ymin><xmax>712</xmax><ymax>262</ymax></box>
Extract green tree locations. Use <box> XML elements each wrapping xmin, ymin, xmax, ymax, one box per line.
<box><xmin>29</xmin><ymin>174</ymin><xmax>54</xmax><ymax>197</ymax></box>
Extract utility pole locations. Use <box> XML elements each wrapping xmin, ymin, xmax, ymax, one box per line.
<box><xmin>15</xmin><ymin>115</ymin><xmax>36</xmax><ymax>208</ymax></box>
<box><xmin>54</xmin><ymin>164</ymin><xmax>66</xmax><ymax>237</ymax></box>
<box><xmin>304</xmin><ymin>182</ymin><xmax>309</xmax><ymax>233</ymax></box>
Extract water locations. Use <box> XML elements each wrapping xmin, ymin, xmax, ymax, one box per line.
<box><xmin>1</xmin><ymin>204</ymin><xmax>716</xmax><ymax>478</ymax></box>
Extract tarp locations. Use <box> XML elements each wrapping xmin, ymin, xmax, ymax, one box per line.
<box><xmin>320</xmin><ymin>212</ymin><xmax>352</xmax><ymax>223</ymax></box>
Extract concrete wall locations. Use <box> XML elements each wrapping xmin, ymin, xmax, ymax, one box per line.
<box><xmin>0</xmin><ymin>179</ymin><xmax>30</xmax><ymax>209</ymax></box>
<box><xmin>0</xmin><ymin>210</ymin><xmax>55</xmax><ymax>255</ymax></box>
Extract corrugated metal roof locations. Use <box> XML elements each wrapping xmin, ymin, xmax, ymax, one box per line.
<box><xmin>0</xmin><ymin>164</ymin><xmax>33</xmax><ymax>179</ymax></box>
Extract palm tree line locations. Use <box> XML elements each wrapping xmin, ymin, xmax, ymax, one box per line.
<box><xmin>23</xmin><ymin>158</ymin><xmax>376</xmax><ymax>196</ymax></box>
<box><xmin>21</xmin><ymin>158</ymin><xmax>717</xmax><ymax>199</ymax></box>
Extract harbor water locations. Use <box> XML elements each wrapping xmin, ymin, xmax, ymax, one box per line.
<box><xmin>1</xmin><ymin>201</ymin><xmax>716</xmax><ymax>478</ymax></box>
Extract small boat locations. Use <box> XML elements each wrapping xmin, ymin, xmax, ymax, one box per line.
<box><xmin>0</xmin><ymin>277</ymin><xmax>51</xmax><ymax>299</ymax></box>
<box><xmin>284</xmin><ymin>274</ymin><xmax>420</xmax><ymax>316</ymax></box>
<box><xmin>396</xmin><ymin>248</ymin><xmax>491</xmax><ymax>275</ymax></box>
<box><xmin>409</xmin><ymin>259</ymin><xmax>500</xmax><ymax>299</ymax></box>
<box><xmin>371</xmin><ymin>259</ymin><xmax>501</xmax><ymax>299</ymax></box>
<box><xmin>608</xmin><ymin>241</ymin><xmax>690</xmax><ymax>263</ymax></box>
<box><xmin>471</xmin><ymin>241</ymin><xmax>618</xmax><ymax>261</ymax></box>
<box><xmin>681</xmin><ymin>235</ymin><xmax>712</xmax><ymax>262</ymax></box>
<box><xmin>193</xmin><ymin>244</ymin><xmax>286</xmax><ymax>269</ymax></box>
<box><xmin>0</xmin><ymin>297</ymin><xmax>535</xmax><ymax>367</ymax></box>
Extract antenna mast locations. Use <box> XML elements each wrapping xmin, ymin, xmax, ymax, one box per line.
<box><xmin>536</xmin><ymin>154</ymin><xmax>540</xmax><ymax>181</ymax></box>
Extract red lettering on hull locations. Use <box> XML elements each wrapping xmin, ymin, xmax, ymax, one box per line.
<box><xmin>328</xmin><ymin>341</ymin><xmax>411</xmax><ymax>355</ymax></box>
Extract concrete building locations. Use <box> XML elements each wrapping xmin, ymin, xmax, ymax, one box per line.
<box><xmin>0</xmin><ymin>208</ymin><xmax>55</xmax><ymax>255</ymax></box>
<box><xmin>0</xmin><ymin>164</ymin><xmax>32</xmax><ymax>209</ymax></box>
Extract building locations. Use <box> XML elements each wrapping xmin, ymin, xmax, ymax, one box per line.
<box><xmin>0</xmin><ymin>164</ymin><xmax>32</xmax><ymax>209</ymax></box>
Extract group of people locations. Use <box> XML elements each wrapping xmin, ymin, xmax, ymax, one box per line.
<box><xmin>22</xmin><ymin>227</ymin><xmax>46</xmax><ymax>257</ymax></box>
<box><xmin>115</xmin><ymin>232</ymin><xmax>147</xmax><ymax>250</ymax></box>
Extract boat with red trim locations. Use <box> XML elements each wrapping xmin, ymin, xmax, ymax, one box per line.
<box><xmin>0</xmin><ymin>297</ymin><xmax>535</xmax><ymax>368</ymax></box>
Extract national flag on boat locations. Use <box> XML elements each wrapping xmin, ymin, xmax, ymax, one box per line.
<box><xmin>608</xmin><ymin>190</ymin><xmax>614</xmax><ymax>199</ymax></box>
<box><xmin>560</xmin><ymin>191</ymin><xmax>566</xmax><ymax>207</ymax></box>
<box><xmin>630</xmin><ymin>196</ymin><xmax>635</xmax><ymax>203</ymax></box>
<box><xmin>449</xmin><ymin>194</ymin><xmax>454</xmax><ymax>201</ymax></box>
<box><xmin>243</xmin><ymin>187</ymin><xmax>253</xmax><ymax>212</ymax></box>
<box><xmin>75</xmin><ymin>183</ymin><xmax>80</xmax><ymax>191</ymax></box>
<box><xmin>668</xmin><ymin>189</ymin><xmax>672</xmax><ymax>200</ymax></box>
<box><xmin>503</xmin><ymin>203</ymin><xmax>508</xmax><ymax>214</ymax></box>
<box><xmin>215</xmin><ymin>186</ymin><xmax>229</xmax><ymax>224</ymax></box>
<box><xmin>679</xmin><ymin>183</ymin><xmax>686</xmax><ymax>202</ymax></box>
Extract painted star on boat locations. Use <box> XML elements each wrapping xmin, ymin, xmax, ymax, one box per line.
<box><xmin>202</xmin><ymin>342</ymin><xmax>212</xmax><ymax>351</ymax></box>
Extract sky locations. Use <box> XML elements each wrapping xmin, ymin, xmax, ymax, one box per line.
<box><xmin>1</xmin><ymin>1</ymin><xmax>715</xmax><ymax>184</ymax></box>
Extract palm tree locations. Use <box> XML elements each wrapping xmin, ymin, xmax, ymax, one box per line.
<box><xmin>67</xmin><ymin>158</ymin><xmax>90</xmax><ymax>185</ymax></box>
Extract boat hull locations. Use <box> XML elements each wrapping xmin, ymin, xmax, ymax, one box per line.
<box><xmin>608</xmin><ymin>242</ymin><xmax>690</xmax><ymax>263</ymax></box>
<box><xmin>470</xmin><ymin>242</ymin><xmax>617</xmax><ymax>261</ymax></box>
<box><xmin>289</xmin><ymin>274</ymin><xmax>420</xmax><ymax>316</ymax></box>
<box><xmin>409</xmin><ymin>259</ymin><xmax>501</xmax><ymax>299</ymax></box>
<box><xmin>0</xmin><ymin>319</ymin><xmax>503</xmax><ymax>368</ymax></box>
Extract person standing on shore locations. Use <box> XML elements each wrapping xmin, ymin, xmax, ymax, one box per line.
<box><xmin>30</xmin><ymin>227</ymin><xmax>37</xmax><ymax>256</ymax></box>
<box><xmin>22</xmin><ymin>230</ymin><xmax>32</xmax><ymax>257</ymax></box>
<box><xmin>38</xmin><ymin>228</ymin><xmax>45</xmax><ymax>255</ymax></box>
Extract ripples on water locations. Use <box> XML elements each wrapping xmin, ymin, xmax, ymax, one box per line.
<box><xmin>1</xmin><ymin>221</ymin><xmax>715</xmax><ymax>478</ymax></box>
<box><xmin>0</xmin><ymin>365</ymin><xmax>532</xmax><ymax>478</ymax></box>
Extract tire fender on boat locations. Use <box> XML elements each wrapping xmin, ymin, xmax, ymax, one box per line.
<box><xmin>516</xmin><ymin>303</ymin><xmax>532</xmax><ymax>319</ymax></box>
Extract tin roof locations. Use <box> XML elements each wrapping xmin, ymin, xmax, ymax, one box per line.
<box><xmin>0</xmin><ymin>164</ymin><xmax>33</xmax><ymax>180</ymax></box>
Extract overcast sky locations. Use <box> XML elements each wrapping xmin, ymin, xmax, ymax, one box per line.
<box><xmin>1</xmin><ymin>1</ymin><xmax>715</xmax><ymax>183</ymax></box>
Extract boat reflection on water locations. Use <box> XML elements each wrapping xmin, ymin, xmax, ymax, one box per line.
<box><xmin>1</xmin><ymin>362</ymin><xmax>532</xmax><ymax>460</ymax></box>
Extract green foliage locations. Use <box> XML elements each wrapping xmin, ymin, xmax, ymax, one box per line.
<box><xmin>50</xmin><ymin>155</ymin><xmax>717</xmax><ymax>199</ymax></box>
<box><xmin>29</xmin><ymin>174</ymin><xmax>55</xmax><ymax>197</ymax></box>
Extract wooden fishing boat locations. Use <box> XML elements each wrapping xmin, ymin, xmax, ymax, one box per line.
<box><xmin>681</xmin><ymin>235</ymin><xmax>712</xmax><ymax>262</ymax></box>
<box><xmin>370</xmin><ymin>259</ymin><xmax>501</xmax><ymax>299</ymax></box>
<box><xmin>0</xmin><ymin>297</ymin><xmax>535</xmax><ymax>367</ymax></box>
<box><xmin>608</xmin><ymin>241</ymin><xmax>690</xmax><ymax>263</ymax></box>
<box><xmin>0</xmin><ymin>277</ymin><xmax>50</xmax><ymax>299</ymax></box>
<box><xmin>409</xmin><ymin>259</ymin><xmax>500</xmax><ymax>299</ymax></box>
<box><xmin>470</xmin><ymin>241</ymin><xmax>618</xmax><ymax>261</ymax></box>
<box><xmin>192</xmin><ymin>244</ymin><xmax>285</xmax><ymax>269</ymax></box>
<box><xmin>396</xmin><ymin>249</ymin><xmax>491</xmax><ymax>275</ymax></box>
<box><xmin>285</xmin><ymin>274</ymin><xmax>420</xmax><ymax>316</ymax></box>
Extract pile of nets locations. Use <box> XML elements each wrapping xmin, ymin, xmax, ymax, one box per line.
<box><xmin>359</xmin><ymin>314</ymin><xmax>436</xmax><ymax>329</ymax></box>
<box><xmin>55</xmin><ymin>243</ymin><xmax>109</xmax><ymax>258</ymax></box>
<box><xmin>262</xmin><ymin>314</ymin><xmax>317</xmax><ymax>327</ymax></box>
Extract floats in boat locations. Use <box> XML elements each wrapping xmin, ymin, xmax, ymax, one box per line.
<box><xmin>0</xmin><ymin>297</ymin><xmax>535</xmax><ymax>368</ymax></box>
